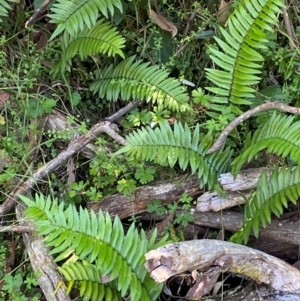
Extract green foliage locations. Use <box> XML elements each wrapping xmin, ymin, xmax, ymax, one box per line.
<box><xmin>21</xmin><ymin>194</ymin><xmax>168</xmax><ymax>301</ymax></box>
<box><xmin>229</xmin><ymin>113</ymin><xmax>300</xmax><ymax>243</ymax></box>
<box><xmin>116</xmin><ymin>178</ymin><xmax>137</xmax><ymax>195</ymax></box>
<box><xmin>147</xmin><ymin>200</ymin><xmax>166</xmax><ymax>216</ymax></box>
<box><xmin>90</xmin><ymin>56</ymin><xmax>190</xmax><ymax>112</ymax></box>
<box><xmin>0</xmin><ymin>243</ymin><xmax>40</xmax><ymax>301</ymax></box>
<box><xmin>0</xmin><ymin>0</ymin><xmax>16</xmax><ymax>23</ymax></box>
<box><xmin>27</xmin><ymin>97</ymin><xmax>56</xmax><ymax>118</ymax></box>
<box><xmin>179</xmin><ymin>192</ymin><xmax>195</xmax><ymax>209</ymax></box>
<box><xmin>205</xmin><ymin>0</ymin><xmax>284</xmax><ymax>110</ymax></box>
<box><xmin>49</xmin><ymin>0</ymin><xmax>123</xmax><ymax>39</ymax></box>
<box><xmin>53</xmin><ymin>19</ymin><xmax>125</xmax><ymax>74</ymax></box>
<box><xmin>232</xmin><ymin>113</ymin><xmax>300</xmax><ymax>175</ymax></box>
<box><xmin>174</xmin><ymin>212</ymin><xmax>194</xmax><ymax>227</ymax></box>
<box><xmin>146</xmin><ymin>194</ymin><xmax>195</xmax><ymax>228</ymax></box>
<box><xmin>117</xmin><ymin>121</ymin><xmax>232</xmax><ymax>189</ymax></box>
<box><xmin>230</xmin><ymin>167</ymin><xmax>300</xmax><ymax>244</ymax></box>
<box><xmin>0</xmin><ymin>272</ymin><xmax>40</xmax><ymax>301</ymax></box>
<box><xmin>135</xmin><ymin>167</ymin><xmax>155</xmax><ymax>184</ymax></box>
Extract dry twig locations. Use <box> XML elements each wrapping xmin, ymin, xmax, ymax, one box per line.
<box><xmin>0</xmin><ymin>101</ymin><xmax>137</xmax><ymax>216</ymax></box>
<box><xmin>207</xmin><ymin>102</ymin><xmax>300</xmax><ymax>154</ymax></box>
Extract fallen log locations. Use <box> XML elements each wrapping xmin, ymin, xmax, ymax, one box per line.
<box><xmin>197</xmin><ymin>167</ymin><xmax>270</xmax><ymax>212</ymax></box>
<box><xmin>87</xmin><ymin>175</ymin><xmax>201</xmax><ymax>218</ymax></box>
<box><xmin>15</xmin><ymin>204</ymin><xmax>71</xmax><ymax>301</ymax></box>
<box><xmin>190</xmin><ymin>210</ymin><xmax>300</xmax><ymax>247</ymax></box>
<box><xmin>145</xmin><ymin>240</ymin><xmax>300</xmax><ymax>300</ymax></box>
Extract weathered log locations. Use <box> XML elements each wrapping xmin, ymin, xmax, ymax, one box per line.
<box><xmin>190</xmin><ymin>210</ymin><xmax>300</xmax><ymax>247</ymax></box>
<box><xmin>87</xmin><ymin>175</ymin><xmax>201</xmax><ymax>218</ymax></box>
<box><xmin>196</xmin><ymin>167</ymin><xmax>271</xmax><ymax>212</ymax></box>
<box><xmin>15</xmin><ymin>204</ymin><xmax>71</xmax><ymax>301</ymax></box>
<box><xmin>145</xmin><ymin>240</ymin><xmax>300</xmax><ymax>300</ymax></box>
<box><xmin>219</xmin><ymin>167</ymin><xmax>270</xmax><ymax>191</ymax></box>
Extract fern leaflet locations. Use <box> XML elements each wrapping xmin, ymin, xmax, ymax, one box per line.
<box><xmin>90</xmin><ymin>56</ymin><xmax>190</xmax><ymax>112</ymax></box>
<box><xmin>49</xmin><ymin>0</ymin><xmax>123</xmax><ymax>39</ymax></box>
<box><xmin>116</xmin><ymin>121</ymin><xmax>232</xmax><ymax>189</ymax></box>
<box><xmin>205</xmin><ymin>0</ymin><xmax>284</xmax><ymax>109</ymax></box>
<box><xmin>232</xmin><ymin>113</ymin><xmax>300</xmax><ymax>175</ymax></box>
<box><xmin>0</xmin><ymin>0</ymin><xmax>16</xmax><ymax>22</ymax></box>
<box><xmin>20</xmin><ymin>194</ymin><xmax>166</xmax><ymax>301</ymax></box>
<box><xmin>53</xmin><ymin>19</ymin><xmax>125</xmax><ymax>74</ymax></box>
<box><xmin>230</xmin><ymin>167</ymin><xmax>300</xmax><ymax>244</ymax></box>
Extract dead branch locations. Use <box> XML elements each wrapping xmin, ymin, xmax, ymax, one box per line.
<box><xmin>0</xmin><ymin>100</ymin><xmax>137</xmax><ymax>216</ymax></box>
<box><xmin>207</xmin><ymin>102</ymin><xmax>300</xmax><ymax>154</ymax></box>
<box><xmin>145</xmin><ymin>240</ymin><xmax>300</xmax><ymax>300</ymax></box>
<box><xmin>25</xmin><ymin>0</ymin><xmax>53</xmax><ymax>27</ymax></box>
<box><xmin>0</xmin><ymin>224</ymin><xmax>34</xmax><ymax>232</ymax></box>
<box><xmin>282</xmin><ymin>6</ymin><xmax>297</xmax><ymax>49</ymax></box>
<box><xmin>197</xmin><ymin>167</ymin><xmax>269</xmax><ymax>212</ymax></box>
<box><xmin>16</xmin><ymin>204</ymin><xmax>71</xmax><ymax>301</ymax></box>
<box><xmin>196</xmin><ymin>191</ymin><xmax>250</xmax><ymax>212</ymax></box>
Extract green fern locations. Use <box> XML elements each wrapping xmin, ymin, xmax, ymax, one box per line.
<box><xmin>20</xmin><ymin>194</ymin><xmax>167</xmax><ymax>301</ymax></box>
<box><xmin>60</xmin><ymin>262</ymin><xmax>122</xmax><ymax>301</ymax></box>
<box><xmin>53</xmin><ymin>19</ymin><xmax>125</xmax><ymax>73</ymax></box>
<box><xmin>116</xmin><ymin>121</ymin><xmax>232</xmax><ymax>189</ymax></box>
<box><xmin>232</xmin><ymin>113</ymin><xmax>300</xmax><ymax>175</ymax></box>
<box><xmin>0</xmin><ymin>0</ymin><xmax>16</xmax><ymax>22</ymax></box>
<box><xmin>205</xmin><ymin>0</ymin><xmax>284</xmax><ymax>109</ymax></box>
<box><xmin>90</xmin><ymin>56</ymin><xmax>190</xmax><ymax>112</ymax></box>
<box><xmin>49</xmin><ymin>0</ymin><xmax>123</xmax><ymax>39</ymax></box>
<box><xmin>230</xmin><ymin>167</ymin><xmax>300</xmax><ymax>244</ymax></box>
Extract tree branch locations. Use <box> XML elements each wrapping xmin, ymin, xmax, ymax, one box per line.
<box><xmin>0</xmin><ymin>101</ymin><xmax>136</xmax><ymax>216</ymax></box>
<box><xmin>207</xmin><ymin>102</ymin><xmax>300</xmax><ymax>154</ymax></box>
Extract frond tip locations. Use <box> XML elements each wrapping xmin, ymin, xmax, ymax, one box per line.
<box><xmin>49</xmin><ymin>0</ymin><xmax>123</xmax><ymax>39</ymax></box>
<box><xmin>205</xmin><ymin>0</ymin><xmax>284</xmax><ymax>108</ymax></box>
<box><xmin>232</xmin><ymin>113</ymin><xmax>300</xmax><ymax>175</ymax></box>
<box><xmin>55</xmin><ymin>19</ymin><xmax>125</xmax><ymax>73</ymax></box>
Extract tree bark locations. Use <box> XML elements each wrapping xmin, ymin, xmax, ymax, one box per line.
<box><xmin>145</xmin><ymin>240</ymin><xmax>300</xmax><ymax>300</ymax></box>
<box><xmin>87</xmin><ymin>175</ymin><xmax>201</xmax><ymax>218</ymax></box>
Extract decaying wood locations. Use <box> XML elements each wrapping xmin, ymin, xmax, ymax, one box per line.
<box><xmin>197</xmin><ymin>167</ymin><xmax>270</xmax><ymax>212</ymax></box>
<box><xmin>88</xmin><ymin>175</ymin><xmax>201</xmax><ymax>218</ymax></box>
<box><xmin>200</xmin><ymin>284</ymin><xmax>300</xmax><ymax>301</ymax></box>
<box><xmin>190</xmin><ymin>210</ymin><xmax>300</xmax><ymax>247</ymax></box>
<box><xmin>15</xmin><ymin>204</ymin><xmax>71</xmax><ymax>301</ymax></box>
<box><xmin>196</xmin><ymin>191</ymin><xmax>251</xmax><ymax>212</ymax></box>
<box><xmin>218</xmin><ymin>167</ymin><xmax>270</xmax><ymax>191</ymax></box>
<box><xmin>145</xmin><ymin>240</ymin><xmax>300</xmax><ymax>300</ymax></box>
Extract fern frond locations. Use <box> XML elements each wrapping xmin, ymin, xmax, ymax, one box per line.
<box><xmin>232</xmin><ymin>113</ymin><xmax>300</xmax><ymax>174</ymax></box>
<box><xmin>230</xmin><ymin>167</ymin><xmax>300</xmax><ymax>244</ymax></box>
<box><xmin>54</xmin><ymin>19</ymin><xmax>125</xmax><ymax>73</ymax></box>
<box><xmin>21</xmin><ymin>195</ymin><xmax>164</xmax><ymax>301</ymax></box>
<box><xmin>59</xmin><ymin>261</ymin><xmax>122</xmax><ymax>301</ymax></box>
<box><xmin>49</xmin><ymin>0</ymin><xmax>123</xmax><ymax>39</ymax></box>
<box><xmin>0</xmin><ymin>0</ymin><xmax>15</xmax><ymax>22</ymax></box>
<box><xmin>90</xmin><ymin>56</ymin><xmax>190</xmax><ymax>112</ymax></box>
<box><xmin>205</xmin><ymin>0</ymin><xmax>284</xmax><ymax>108</ymax></box>
<box><xmin>116</xmin><ymin>121</ymin><xmax>232</xmax><ymax>189</ymax></box>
